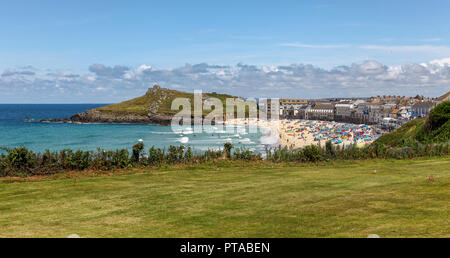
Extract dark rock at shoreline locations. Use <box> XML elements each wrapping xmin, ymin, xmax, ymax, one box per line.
<box><xmin>40</xmin><ymin>110</ymin><xmax>173</xmax><ymax>125</ymax></box>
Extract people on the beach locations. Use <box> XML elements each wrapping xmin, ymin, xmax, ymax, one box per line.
<box><xmin>224</xmin><ymin>118</ymin><xmax>378</xmax><ymax>149</ymax></box>
<box><xmin>278</xmin><ymin>120</ymin><xmax>376</xmax><ymax>149</ymax></box>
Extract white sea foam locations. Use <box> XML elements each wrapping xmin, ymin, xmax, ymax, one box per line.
<box><xmin>149</xmin><ymin>131</ymin><xmax>175</xmax><ymax>135</ymax></box>
<box><xmin>196</xmin><ymin>146</ymin><xmax>223</xmax><ymax>152</ymax></box>
<box><xmin>238</xmin><ymin>138</ymin><xmax>255</xmax><ymax>144</ymax></box>
<box><xmin>178</xmin><ymin>137</ymin><xmax>189</xmax><ymax>144</ymax></box>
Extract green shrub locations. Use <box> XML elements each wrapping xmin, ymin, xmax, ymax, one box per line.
<box><xmin>184</xmin><ymin>147</ymin><xmax>193</xmax><ymax>163</ymax></box>
<box><xmin>325</xmin><ymin>141</ymin><xmax>335</xmax><ymax>159</ymax></box>
<box><xmin>132</xmin><ymin>142</ymin><xmax>145</xmax><ymax>163</ymax></box>
<box><xmin>302</xmin><ymin>145</ymin><xmax>323</xmax><ymax>162</ymax></box>
<box><xmin>6</xmin><ymin>147</ymin><xmax>37</xmax><ymax>173</ymax></box>
<box><xmin>425</xmin><ymin>101</ymin><xmax>450</xmax><ymax>131</ymax></box>
<box><xmin>224</xmin><ymin>142</ymin><xmax>233</xmax><ymax>159</ymax></box>
<box><xmin>149</xmin><ymin>146</ymin><xmax>164</xmax><ymax>165</ymax></box>
<box><xmin>112</xmin><ymin>149</ymin><xmax>130</xmax><ymax>168</ymax></box>
<box><xmin>0</xmin><ymin>140</ymin><xmax>448</xmax><ymax>177</ymax></box>
<box><xmin>233</xmin><ymin>147</ymin><xmax>262</xmax><ymax>161</ymax></box>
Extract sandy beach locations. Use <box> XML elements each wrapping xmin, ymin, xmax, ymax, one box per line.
<box><xmin>225</xmin><ymin>118</ymin><xmax>378</xmax><ymax>149</ymax></box>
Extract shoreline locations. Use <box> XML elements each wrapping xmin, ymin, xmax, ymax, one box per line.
<box><xmin>224</xmin><ymin>118</ymin><xmax>280</xmax><ymax>147</ymax></box>
<box><xmin>225</xmin><ymin>118</ymin><xmax>378</xmax><ymax>149</ymax></box>
<box><xmin>38</xmin><ymin>117</ymin><xmax>378</xmax><ymax>150</ymax></box>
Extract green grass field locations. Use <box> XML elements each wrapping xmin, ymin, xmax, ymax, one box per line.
<box><xmin>0</xmin><ymin>158</ymin><xmax>449</xmax><ymax>238</ymax></box>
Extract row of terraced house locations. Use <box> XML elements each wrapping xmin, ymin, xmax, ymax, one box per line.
<box><xmin>272</xmin><ymin>91</ymin><xmax>450</xmax><ymax>130</ymax></box>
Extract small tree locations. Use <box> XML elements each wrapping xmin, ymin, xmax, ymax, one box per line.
<box><xmin>325</xmin><ymin>141</ymin><xmax>335</xmax><ymax>159</ymax></box>
<box><xmin>184</xmin><ymin>146</ymin><xmax>193</xmax><ymax>163</ymax></box>
<box><xmin>132</xmin><ymin>142</ymin><xmax>145</xmax><ymax>163</ymax></box>
<box><xmin>224</xmin><ymin>143</ymin><xmax>233</xmax><ymax>159</ymax></box>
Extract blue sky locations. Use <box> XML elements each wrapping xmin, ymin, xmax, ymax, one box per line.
<box><xmin>1</xmin><ymin>0</ymin><xmax>450</xmax><ymax>102</ymax></box>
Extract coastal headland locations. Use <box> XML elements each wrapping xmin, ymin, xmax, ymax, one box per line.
<box><xmin>40</xmin><ymin>85</ymin><xmax>237</xmax><ymax>125</ymax></box>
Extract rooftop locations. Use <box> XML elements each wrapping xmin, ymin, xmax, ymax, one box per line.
<box><xmin>438</xmin><ymin>91</ymin><xmax>450</xmax><ymax>101</ymax></box>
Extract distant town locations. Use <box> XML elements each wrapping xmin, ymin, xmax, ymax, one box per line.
<box><xmin>264</xmin><ymin>91</ymin><xmax>450</xmax><ymax>131</ymax></box>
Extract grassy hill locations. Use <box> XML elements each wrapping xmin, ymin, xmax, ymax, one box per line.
<box><xmin>59</xmin><ymin>85</ymin><xmax>251</xmax><ymax>124</ymax></box>
<box><xmin>0</xmin><ymin>158</ymin><xmax>448</xmax><ymax>237</ymax></box>
<box><xmin>95</xmin><ymin>85</ymin><xmax>238</xmax><ymax>116</ymax></box>
<box><xmin>374</xmin><ymin>118</ymin><xmax>427</xmax><ymax>147</ymax></box>
<box><xmin>375</xmin><ymin>101</ymin><xmax>450</xmax><ymax>147</ymax></box>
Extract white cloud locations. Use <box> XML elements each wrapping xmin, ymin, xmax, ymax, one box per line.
<box><xmin>88</xmin><ymin>64</ymin><xmax>129</xmax><ymax>78</ymax></box>
<box><xmin>428</xmin><ymin>57</ymin><xmax>450</xmax><ymax>67</ymax></box>
<box><xmin>136</xmin><ymin>64</ymin><xmax>153</xmax><ymax>75</ymax></box>
<box><xmin>95</xmin><ymin>87</ymin><xmax>107</xmax><ymax>91</ymax></box>
<box><xmin>1</xmin><ymin>59</ymin><xmax>450</xmax><ymax>103</ymax></box>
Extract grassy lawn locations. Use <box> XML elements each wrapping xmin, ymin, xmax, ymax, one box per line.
<box><xmin>0</xmin><ymin>158</ymin><xmax>449</xmax><ymax>238</ymax></box>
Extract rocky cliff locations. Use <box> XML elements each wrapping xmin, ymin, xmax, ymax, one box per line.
<box><xmin>41</xmin><ymin>109</ymin><xmax>173</xmax><ymax>125</ymax></box>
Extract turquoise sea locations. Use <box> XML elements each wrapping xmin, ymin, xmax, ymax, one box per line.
<box><xmin>0</xmin><ymin>104</ymin><xmax>266</xmax><ymax>154</ymax></box>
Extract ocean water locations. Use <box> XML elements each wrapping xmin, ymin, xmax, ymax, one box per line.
<box><xmin>0</xmin><ymin>104</ymin><xmax>265</xmax><ymax>154</ymax></box>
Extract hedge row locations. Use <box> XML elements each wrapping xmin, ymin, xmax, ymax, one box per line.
<box><xmin>1</xmin><ymin>141</ymin><xmax>449</xmax><ymax>177</ymax></box>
